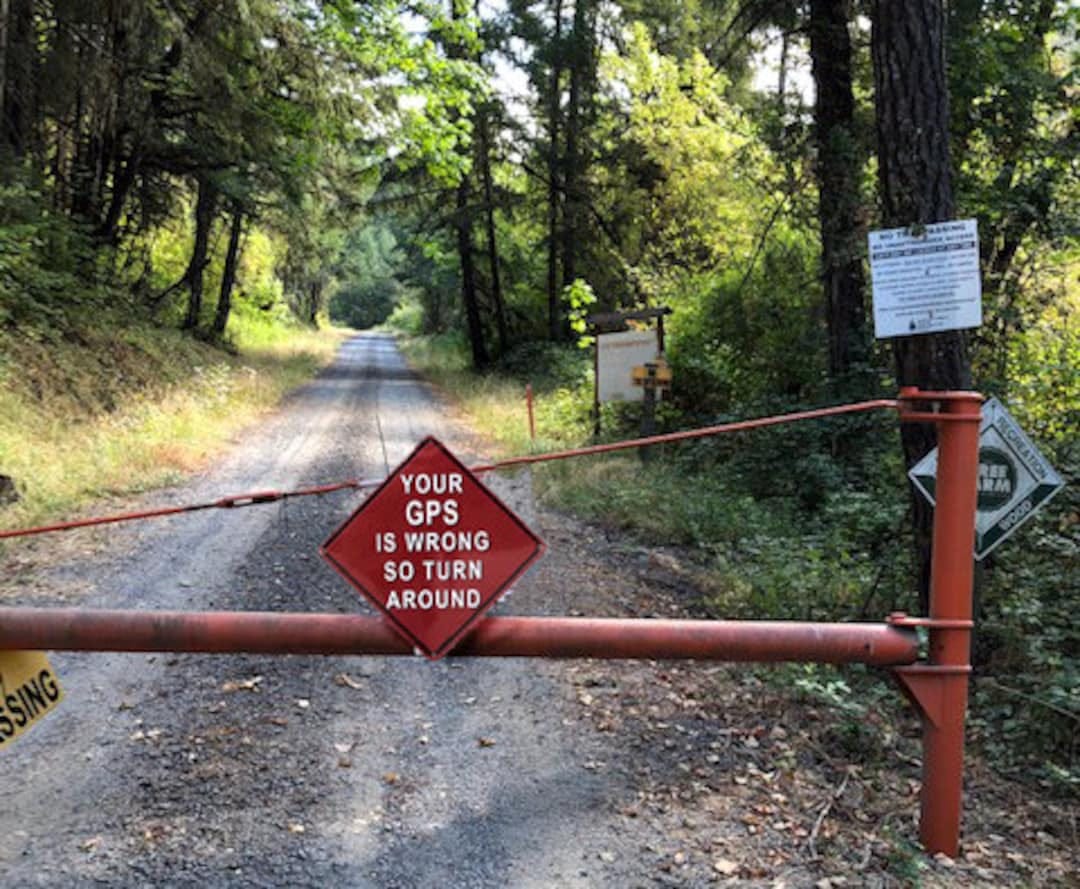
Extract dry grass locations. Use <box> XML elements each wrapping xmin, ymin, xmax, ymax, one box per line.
<box><xmin>0</xmin><ymin>318</ymin><xmax>349</xmax><ymax>540</ymax></box>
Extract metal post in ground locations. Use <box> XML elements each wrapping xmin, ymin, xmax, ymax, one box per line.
<box><xmin>639</xmin><ymin>364</ymin><xmax>657</xmax><ymax>462</ymax></box>
<box><xmin>526</xmin><ymin>383</ymin><xmax>536</xmax><ymax>441</ymax></box>
<box><xmin>894</xmin><ymin>389</ymin><xmax>981</xmax><ymax>857</ymax></box>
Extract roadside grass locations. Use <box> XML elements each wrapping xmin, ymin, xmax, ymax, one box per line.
<box><xmin>400</xmin><ymin>332</ymin><xmax>551</xmax><ymax>457</ymax></box>
<box><xmin>0</xmin><ymin>312</ymin><xmax>348</xmax><ymax>538</ymax></box>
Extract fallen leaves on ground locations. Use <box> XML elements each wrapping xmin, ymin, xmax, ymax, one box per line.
<box><xmin>334</xmin><ymin>672</ymin><xmax>364</xmax><ymax>690</ymax></box>
<box><xmin>553</xmin><ymin>536</ymin><xmax>1080</xmax><ymax>889</ymax></box>
<box><xmin>221</xmin><ymin>676</ymin><xmax>262</xmax><ymax>693</ymax></box>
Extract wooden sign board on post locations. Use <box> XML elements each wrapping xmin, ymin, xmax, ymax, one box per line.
<box><xmin>597</xmin><ymin>330</ymin><xmax>659</xmax><ymax>403</ymax></box>
<box><xmin>588</xmin><ymin>307</ymin><xmax>671</xmax><ymax>435</ymax></box>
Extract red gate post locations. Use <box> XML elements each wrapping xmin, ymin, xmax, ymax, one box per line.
<box><xmin>526</xmin><ymin>383</ymin><xmax>536</xmax><ymax>441</ymax></box>
<box><xmin>893</xmin><ymin>388</ymin><xmax>982</xmax><ymax>857</ymax></box>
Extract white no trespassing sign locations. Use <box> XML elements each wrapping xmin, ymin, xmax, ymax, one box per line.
<box><xmin>869</xmin><ymin>219</ymin><xmax>982</xmax><ymax>338</ymax></box>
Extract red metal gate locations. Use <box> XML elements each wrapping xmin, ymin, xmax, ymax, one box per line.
<box><xmin>0</xmin><ymin>387</ymin><xmax>980</xmax><ymax>857</ymax></box>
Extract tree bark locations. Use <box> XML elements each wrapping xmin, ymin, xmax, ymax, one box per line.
<box><xmin>560</xmin><ymin>0</ymin><xmax>596</xmax><ymax>317</ymax></box>
<box><xmin>777</xmin><ymin>28</ymin><xmax>789</xmax><ymax>104</ymax></box>
<box><xmin>546</xmin><ymin>0</ymin><xmax>564</xmax><ymax>341</ymax></box>
<box><xmin>809</xmin><ymin>0</ymin><xmax>868</xmax><ymax>380</ymax></box>
<box><xmin>212</xmin><ymin>204</ymin><xmax>244</xmax><ymax>339</ymax></box>
<box><xmin>2</xmin><ymin>0</ymin><xmax>35</xmax><ymax>160</ymax></box>
<box><xmin>471</xmin><ymin>0</ymin><xmax>508</xmax><ymax>358</ymax></box>
<box><xmin>477</xmin><ymin>102</ymin><xmax>509</xmax><ymax>357</ymax></box>
<box><xmin>872</xmin><ymin>0</ymin><xmax>972</xmax><ymax>609</ymax></box>
<box><xmin>183</xmin><ymin>175</ymin><xmax>217</xmax><ymax>331</ymax></box>
<box><xmin>302</xmin><ymin>280</ymin><xmax>323</xmax><ymax>327</ymax></box>
<box><xmin>97</xmin><ymin>148</ymin><xmax>141</xmax><ymax>243</ymax></box>
<box><xmin>449</xmin><ymin>0</ymin><xmax>488</xmax><ymax>369</ymax></box>
<box><xmin>456</xmin><ymin>175</ymin><xmax>489</xmax><ymax>370</ymax></box>
<box><xmin>0</xmin><ymin>0</ymin><xmax>8</xmax><ymax>127</ymax></box>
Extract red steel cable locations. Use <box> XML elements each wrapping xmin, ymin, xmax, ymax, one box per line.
<box><xmin>470</xmin><ymin>398</ymin><xmax>901</xmax><ymax>474</ymax></box>
<box><xmin>0</xmin><ymin>480</ymin><xmax>363</xmax><ymax>540</ymax></box>
<box><xmin>0</xmin><ymin>397</ymin><xmax>901</xmax><ymax>540</ymax></box>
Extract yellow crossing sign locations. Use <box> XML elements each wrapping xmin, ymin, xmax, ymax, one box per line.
<box><xmin>0</xmin><ymin>651</ymin><xmax>64</xmax><ymax>749</ymax></box>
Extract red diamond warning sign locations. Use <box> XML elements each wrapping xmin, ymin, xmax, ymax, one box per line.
<box><xmin>320</xmin><ymin>437</ymin><xmax>545</xmax><ymax>659</ymax></box>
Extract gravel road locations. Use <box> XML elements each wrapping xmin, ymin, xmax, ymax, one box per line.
<box><xmin>0</xmin><ymin>333</ymin><xmax>686</xmax><ymax>888</ymax></box>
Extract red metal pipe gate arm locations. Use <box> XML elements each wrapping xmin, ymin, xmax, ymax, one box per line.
<box><xmin>0</xmin><ymin>608</ymin><xmax>919</xmax><ymax>665</ymax></box>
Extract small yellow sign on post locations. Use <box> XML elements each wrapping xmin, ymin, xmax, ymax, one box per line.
<box><xmin>0</xmin><ymin>651</ymin><xmax>64</xmax><ymax>749</ymax></box>
<box><xmin>631</xmin><ymin>359</ymin><xmax>673</xmax><ymax>387</ymax></box>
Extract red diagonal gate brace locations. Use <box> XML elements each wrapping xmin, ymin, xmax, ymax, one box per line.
<box><xmin>0</xmin><ymin>388</ymin><xmax>981</xmax><ymax>858</ymax></box>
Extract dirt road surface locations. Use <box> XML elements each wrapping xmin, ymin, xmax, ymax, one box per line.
<box><xmin>1</xmin><ymin>334</ymin><xmax>1075</xmax><ymax>888</ymax></box>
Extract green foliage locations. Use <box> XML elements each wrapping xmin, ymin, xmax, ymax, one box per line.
<box><xmin>788</xmin><ymin>664</ymin><xmax>906</xmax><ymax>763</ymax></box>
<box><xmin>602</xmin><ymin>25</ymin><xmax>773</xmax><ymax>265</ymax></box>
<box><xmin>594</xmin><ymin>28</ymin><xmax>823</xmax><ymax>411</ymax></box>
<box><xmin>0</xmin><ymin>314</ymin><xmax>343</xmax><ymax>538</ymax></box>
<box><xmin>385</xmin><ymin>294</ymin><xmax>428</xmax><ymax>336</ymax></box>
<box><xmin>0</xmin><ymin>176</ymin><xmax>120</xmax><ymax>336</ymax></box>
<box><xmin>328</xmin><ymin>224</ymin><xmax>408</xmax><ymax>329</ymax></box>
<box><xmin>664</xmin><ymin>234</ymin><xmax>823</xmax><ymax>414</ymax></box>
<box><xmin>950</xmin><ymin>1</ymin><xmax>1080</xmax><ymax>386</ymax></box>
<box><xmin>1005</xmin><ymin>265</ymin><xmax>1080</xmax><ymax>444</ymax></box>
<box><xmin>535</xmin><ymin>418</ymin><xmax>911</xmax><ymax>622</ymax></box>
<box><xmin>562</xmin><ymin>278</ymin><xmax>597</xmax><ymax>348</ymax></box>
<box><xmin>967</xmin><ymin>449</ymin><xmax>1080</xmax><ymax>791</ymax></box>
<box><xmin>495</xmin><ymin>341</ymin><xmax>591</xmax><ymax>392</ymax></box>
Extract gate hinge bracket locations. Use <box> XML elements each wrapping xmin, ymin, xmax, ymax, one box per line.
<box><xmin>892</xmin><ymin>665</ymin><xmax>971</xmax><ymax>729</ymax></box>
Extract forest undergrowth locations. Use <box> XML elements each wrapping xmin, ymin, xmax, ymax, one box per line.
<box><xmin>400</xmin><ymin>330</ymin><xmax>1079</xmax><ymax>803</ymax></box>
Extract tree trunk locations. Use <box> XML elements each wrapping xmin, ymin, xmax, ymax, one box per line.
<box><xmin>447</xmin><ymin>0</ymin><xmax>488</xmax><ymax>369</ymax></box>
<box><xmin>477</xmin><ymin>103</ymin><xmax>509</xmax><ymax>357</ymax></box>
<box><xmin>777</xmin><ymin>29</ymin><xmax>789</xmax><ymax>105</ymax></box>
<box><xmin>0</xmin><ymin>1</ymin><xmax>8</xmax><ymax>129</ymax></box>
<box><xmin>470</xmin><ymin>0</ymin><xmax>508</xmax><ymax>358</ymax></box>
<box><xmin>183</xmin><ymin>175</ymin><xmax>217</xmax><ymax>331</ymax></box>
<box><xmin>2</xmin><ymin>0</ymin><xmax>35</xmax><ymax>160</ymax></box>
<box><xmin>212</xmin><ymin>205</ymin><xmax>244</xmax><ymax>339</ymax></box>
<box><xmin>456</xmin><ymin>175</ymin><xmax>489</xmax><ymax>370</ymax></box>
<box><xmin>561</xmin><ymin>0</ymin><xmax>595</xmax><ymax>316</ymax></box>
<box><xmin>307</xmin><ymin>281</ymin><xmax>322</xmax><ymax>327</ymax></box>
<box><xmin>546</xmin><ymin>0</ymin><xmax>564</xmax><ymax>341</ymax></box>
<box><xmin>97</xmin><ymin>148</ymin><xmax>141</xmax><ymax>242</ymax></box>
<box><xmin>872</xmin><ymin>0</ymin><xmax>972</xmax><ymax>610</ymax></box>
<box><xmin>809</xmin><ymin>0</ymin><xmax>868</xmax><ymax>381</ymax></box>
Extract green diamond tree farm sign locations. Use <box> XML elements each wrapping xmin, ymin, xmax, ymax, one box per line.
<box><xmin>909</xmin><ymin>398</ymin><xmax>1066</xmax><ymax>559</ymax></box>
